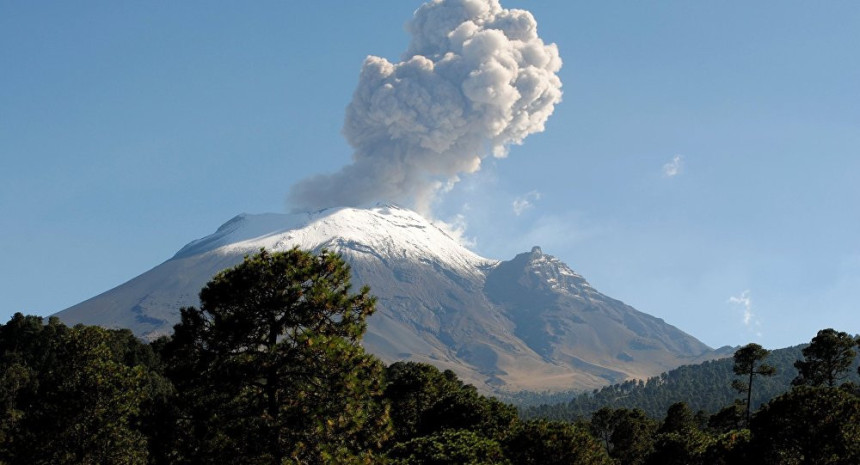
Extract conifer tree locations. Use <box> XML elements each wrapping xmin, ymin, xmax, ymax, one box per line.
<box><xmin>163</xmin><ymin>248</ymin><xmax>391</xmax><ymax>464</ymax></box>
<box><xmin>731</xmin><ymin>343</ymin><xmax>775</xmax><ymax>426</ymax></box>
<box><xmin>793</xmin><ymin>328</ymin><xmax>857</xmax><ymax>387</ymax></box>
<box><xmin>0</xmin><ymin>315</ymin><xmax>151</xmax><ymax>464</ymax></box>
<box><xmin>750</xmin><ymin>386</ymin><xmax>860</xmax><ymax>464</ymax></box>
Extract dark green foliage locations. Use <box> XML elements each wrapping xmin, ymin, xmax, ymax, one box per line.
<box><xmin>584</xmin><ymin>403</ymin><xmax>755</xmax><ymax>465</ymax></box>
<box><xmin>420</xmin><ymin>384</ymin><xmax>518</xmax><ymax>442</ymax></box>
<box><xmin>657</xmin><ymin>401</ymin><xmax>696</xmax><ymax>435</ymax></box>
<box><xmin>793</xmin><ymin>328</ymin><xmax>857</xmax><ymax>387</ymax></box>
<box><xmin>646</xmin><ymin>403</ymin><xmax>711</xmax><ymax>465</ymax></box>
<box><xmin>4</xmin><ymin>271</ymin><xmax>860</xmax><ymax>465</ymax></box>
<box><xmin>589</xmin><ymin>406</ymin><xmax>670</xmax><ymax>462</ymax></box>
<box><xmin>706</xmin><ymin>400</ymin><xmax>745</xmax><ymax>433</ymax></box>
<box><xmin>521</xmin><ymin>331</ymin><xmax>860</xmax><ymax>464</ymax></box>
<box><xmin>502</xmin><ymin>389</ymin><xmax>580</xmax><ymax>408</ymax></box>
<box><xmin>505</xmin><ymin>420</ymin><xmax>612</xmax><ymax>465</ymax></box>
<box><xmin>701</xmin><ymin>429</ymin><xmax>751</xmax><ymax>465</ymax></box>
<box><xmin>750</xmin><ymin>385</ymin><xmax>860</xmax><ymax>464</ymax></box>
<box><xmin>161</xmin><ymin>248</ymin><xmax>392</xmax><ymax>464</ymax></box>
<box><xmin>588</xmin><ymin>407</ymin><xmax>616</xmax><ymax>454</ymax></box>
<box><xmin>383</xmin><ymin>362</ymin><xmax>517</xmax><ymax>444</ymax></box>
<box><xmin>608</xmin><ymin>408</ymin><xmax>657</xmax><ymax>465</ymax></box>
<box><xmin>647</xmin><ymin>430</ymin><xmax>711</xmax><ymax>465</ymax></box>
<box><xmin>0</xmin><ymin>313</ymin><xmax>66</xmax><ymax>455</ymax></box>
<box><xmin>43</xmin><ymin>325</ymin><xmax>150</xmax><ymax>465</ymax></box>
<box><xmin>521</xmin><ymin>345</ymin><xmax>817</xmax><ymax>421</ymax></box>
<box><xmin>384</xmin><ymin>362</ymin><xmax>471</xmax><ymax>442</ymax></box>
<box><xmin>0</xmin><ymin>314</ymin><xmax>160</xmax><ymax>465</ymax></box>
<box><xmin>732</xmin><ymin>343</ymin><xmax>776</xmax><ymax>425</ymax></box>
<box><xmin>382</xmin><ymin>361</ymin><xmax>614</xmax><ymax>464</ymax></box>
<box><xmin>388</xmin><ymin>429</ymin><xmax>510</xmax><ymax>465</ymax></box>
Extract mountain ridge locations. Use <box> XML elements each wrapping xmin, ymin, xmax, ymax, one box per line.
<box><xmin>56</xmin><ymin>205</ymin><xmax>718</xmax><ymax>393</ymax></box>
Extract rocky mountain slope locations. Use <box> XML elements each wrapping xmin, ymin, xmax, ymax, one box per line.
<box><xmin>56</xmin><ymin>205</ymin><xmax>716</xmax><ymax>393</ymax></box>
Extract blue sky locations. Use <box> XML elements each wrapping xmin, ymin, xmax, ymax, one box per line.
<box><xmin>2</xmin><ymin>1</ymin><xmax>858</xmax><ymax>350</ymax></box>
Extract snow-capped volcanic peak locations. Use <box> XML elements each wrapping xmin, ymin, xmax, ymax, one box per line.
<box><xmin>57</xmin><ymin>204</ymin><xmax>718</xmax><ymax>394</ymax></box>
<box><xmin>179</xmin><ymin>205</ymin><xmax>496</xmax><ymax>276</ymax></box>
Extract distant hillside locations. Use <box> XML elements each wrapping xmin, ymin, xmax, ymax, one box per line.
<box><xmin>520</xmin><ymin>343</ymin><xmax>860</xmax><ymax>420</ymax></box>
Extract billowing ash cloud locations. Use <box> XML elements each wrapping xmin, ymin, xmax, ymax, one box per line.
<box><xmin>289</xmin><ymin>0</ymin><xmax>562</xmax><ymax>215</ymax></box>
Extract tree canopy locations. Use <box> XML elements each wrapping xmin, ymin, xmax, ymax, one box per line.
<box><xmin>793</xmin><ymin>328</ymin><xmax>857</xmax><ymax>387</ymax></box>
<box><xmin>731</xmin><ymin>343</ymin><xmax>776</xmax><ymax>425</ymax></box>
<box><xmin>0</xmin><ymin>314</ymin><xmax>160</xmax><ymax>464</ymax></box>
<box><xmin>1</xmin><ymin>247</ymin><xmax>858</xmax><ymax>464</ymax></box>
<box><xmin>162</xmin><ymin>248</ymin><xmax>391</xmax><ymax>464</ymax></box>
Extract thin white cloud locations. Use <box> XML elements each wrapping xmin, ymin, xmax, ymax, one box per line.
<box><xmin>729</xmin><ymin>290</ymin><xmax>762</xmax><ymax>336</ymax></box>
<box><xmin>729</xmin><ymin>290</ymin><xmax>753</xmax><ymax>326</ymax></box>
<box><xmin>513</xmin><ymin>190</ymin><xmax>541</xmax><ymax>216</ymax></box>
<box><xmin>436</xmin><ymin>205</ymin><xmax>477</xmax><ymax>249</ymax></box>
<box><xmin>662</xmin><ymin>155</ymin><xmax>683</xmax><ymax>177</ymax></box>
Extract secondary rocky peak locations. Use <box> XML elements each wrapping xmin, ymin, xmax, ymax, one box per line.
<box><xmin>493</xmin><ymin>246</ymin><xmax>593</xmax><ymax>297</ymax></box>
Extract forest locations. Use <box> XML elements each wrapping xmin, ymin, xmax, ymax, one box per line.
<box><xmin>1</xmin><ymin>248</ymin><xmax>858</xmax><ymax>464</ymax></box>
<box><xmin>521</xmin><ymin>343</ymin><xmax>860</xmax><ymax>421</ymax></box>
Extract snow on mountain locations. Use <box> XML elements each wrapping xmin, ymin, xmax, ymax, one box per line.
<box><xmin>184</xmin><ymin>205</ymin><xmax>495</xmax><ymax>278</ymax></box>
<box><xmin>56</xmin><ymin>205</ymin><xmax>718</xmax><ymax>393</ymax></box>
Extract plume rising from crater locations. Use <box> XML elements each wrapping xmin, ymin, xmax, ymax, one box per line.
<box><xmin>288</xmin><ymin>0</ymin><xmax>562</xmax><ymax>215</ymax></box>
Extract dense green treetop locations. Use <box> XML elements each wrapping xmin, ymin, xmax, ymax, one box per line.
<box><xmin>0</xmin><ymin>314</ymin><xmax>161</xmax><ymax>465</ymax></box>
<box><xmin>750</xmin><ymin>385</ymin><xmax>860</xmax><ymax>464</ymax></box>
<box><xmin>793</xmin><ymin>328</ymin><xmax>857</xmax><ymax>387</ymax></box>
<box><xmin>161</xmin><ymin>248</ymin><xmax>391</xmax><ymax>465</ymax></box>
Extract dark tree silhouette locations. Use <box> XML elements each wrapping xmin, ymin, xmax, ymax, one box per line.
<box><xmin>162</xmin><ymin>248</ymin><xmax>391</xmax><ymax>464</ymax></box>
<box><xmin>0</xmin><ymin>315</ymin><xmax>156</xmax><ymax>465</ymax></box>
<box><xmin>750</xmin><ymin>386</ymin><xmax>860</xmax><ymax>464</ymax></box>
<box><xmin>793</xmin><ymin>328</ymin><xmax>857</xmax><ymax>387</ymax></box>
<box><xmin>505</xmin><ymin>420</ymin><xmax>612</xmax><ymax>465</ymax></box>
<box><xmin>731</xmin><ymin>343</ymin><xmax>775</xmax><ymax>425</ymax></box>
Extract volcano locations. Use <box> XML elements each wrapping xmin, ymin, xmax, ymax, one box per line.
<box><xmin>56</xmin><ymin>205</ymin><xmax>716</xmax><ymax>393</ymax></box>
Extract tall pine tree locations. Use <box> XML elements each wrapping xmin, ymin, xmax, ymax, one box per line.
<box><xmin>731</xmin><ymin>343</ymin><xmax>775</xmax><ymax>426</ymax></box>
<box><xmin>162</xmin><ymin>248</ymin><xmax>392</xmax><ymax>464</ymax></box>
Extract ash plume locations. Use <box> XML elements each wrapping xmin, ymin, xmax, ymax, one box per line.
<box><xmin>288</xmin><ymin>0</ymin><xmax>563</xmax><ymax>215</ymax></box>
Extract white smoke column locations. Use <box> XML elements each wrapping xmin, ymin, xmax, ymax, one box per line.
<box><xmin>729</xmin><ymin>290</ymin><xmax>754</xmax><ymax>327</ymax></box>
<box><xmin>289</xmin><ymin>0</ymin><xmax>562</xmax><ymax>215</ymax></box>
